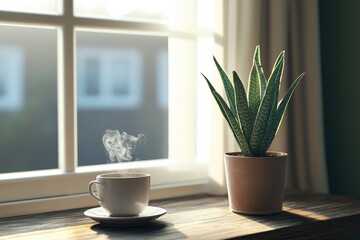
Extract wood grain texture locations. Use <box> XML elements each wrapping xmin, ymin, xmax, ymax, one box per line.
<box><xmin>0</xmin><ymin>191</ymin><xmax>360</xmax><ymax>240</ymax></box>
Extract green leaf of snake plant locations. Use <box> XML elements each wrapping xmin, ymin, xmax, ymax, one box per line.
<box><xmin>233</xmin><ymin>71</ymin><xmax>251</xmax><ymax>143</ymax></box>
<box><xmin>254</xmin><ymin>46</ymin><xmax>267</xmax><ymax>99</ymax></box>
<box><xmin>201</xmin><ymin>72</ymin><xmax>251</xmax><ymax>156</ymax></box>
<box><xmin>248</xmin><ymin>58</ymin><xmax>261</xmax><ymax>130</ymax></box>
<box><xmin>249</xmin><ymin>51</ymin><xmax>285</xmax><ymax>156</ymax></box>
<box><xmin>260</xmin><ymin>83</ymin><xmax>279</xmax><ymax>156</ymax></box>
<box><xmin>262</xmin><ymin>72</ymin><xmax>305</xmax><ymax>151</ymax></box>
<box><xmin>213</xmin><ymin>56</ymin><xmax>237</xmax><ymax>117</ymax></box>
<box><xmin>272</xmin><ymin>50</ymin><xmax>284</xmax><ymax>71</ymax></box>
<box><xmin>212</xmin><ymin>91</ymin><xmax>251</xmax><ymax>156</ymax></box>
<box><xmin>259</xmin><ymin>51</ymin><xmax>285</xmax><ymax>155</ymax></box>
<box><xmin>202</xmin><ymin>73</ymin><xmax>230</xmax><ymax>124</ymax></box>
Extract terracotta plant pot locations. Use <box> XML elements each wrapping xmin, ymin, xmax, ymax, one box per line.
<box><xmin>224</xmin><ymin>151</ymin><xmax>287</xmax><ymax>215</ymax></box>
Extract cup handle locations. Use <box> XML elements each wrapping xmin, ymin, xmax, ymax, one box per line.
<box><xmin>88</xmin><ymin>180</ymin><xmax>104</xmax><ymax>202</ymax></box>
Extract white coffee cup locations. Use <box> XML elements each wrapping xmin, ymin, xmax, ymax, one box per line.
<box><xmin>88</xmin><ymin>172</ymin><xmax>150</xmax><ymax>216</ymax></box>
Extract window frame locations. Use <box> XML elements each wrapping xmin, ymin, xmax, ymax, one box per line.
<box><xmin>0</xmin><ymin>0</ymin><xmax>227</xmax><ymax>217</ymax></box>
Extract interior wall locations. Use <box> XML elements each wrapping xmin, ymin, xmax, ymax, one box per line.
<box><xmin>319</xmin><ymin>0</ymin><xmax>360</xmax><ymax>198</ymax></box>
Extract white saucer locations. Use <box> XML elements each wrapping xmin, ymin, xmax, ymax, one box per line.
<box><xmin>84</xmin><ymin>206</ymin><xmax>167</xmax><ymax>227</ymax></box>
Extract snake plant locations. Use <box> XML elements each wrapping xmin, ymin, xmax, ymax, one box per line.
<box><xmin>202</xmin><ymin>46</ymin><xmax>304</xmax><ymax>157</ymax></box>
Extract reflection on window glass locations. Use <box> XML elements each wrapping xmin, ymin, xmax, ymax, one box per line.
<box><xmin>0</xmin><ymin>78</ymin><xmax>5</xmax><ymax>96</ymax></box>
<box><xmin>0</xmin><ymin>47</ymin><xmax>24</xmax><ymax>110</ymax></box>
<box><xmin>0</xmin><ymin>57</ymin><xmax>7</xmax><ymax>96</ymax></box>
<box><xmin>113</xmin><ymin>59</ymin><xmax>129</xmax><ymax>95</ymax></box>
<box><xmin>85</xmin><ymin>59</ymin><xmax>100</xmax><ymax>96</ymax></box>
<box><xmin>0</xmin><ymin>25</ymin><xmax>58</xmax><ymax>173</ymax></box>
<box><xmin>77</xmin><ymin>31</ymin><xmax>168</xmax><ymax>166</ymax></box>
<box><xmin>74</xmin><ymin>0</ymin><xmax>169</xmax><ymax>23</ymax></box>
<box><xmin>157</xmin><ymin>50</ymin><xmax>168</xmax><ymax>109</ymax></box>
<box><xmin>77</xmin><ymin>47</ymin><xmax>142</xmax><ymax>109</ymax></box>
<box><xmin>0</xmin><ymin>0</ymin><xmax>61</xmax><ymax>15</ymax></box>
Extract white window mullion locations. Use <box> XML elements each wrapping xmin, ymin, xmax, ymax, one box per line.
<box><xmin>167</xmin><ymin>0</ymin><xmax>199</xmax><ymax>171</ymax></box>
<box><xmin>58</xmin><ymin>0</ymin><xmax>76</xmax><ymax>172</ymax></box>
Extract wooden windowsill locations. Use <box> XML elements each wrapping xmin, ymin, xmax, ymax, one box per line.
<box><xmin>1</xmin><ymin>191</ymin><xmax>360</xmax><ymax>239</ymax></box>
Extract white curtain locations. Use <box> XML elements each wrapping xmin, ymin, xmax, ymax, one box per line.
<box><xmin>224</xmin><ymin>0</ymin><xmax>329</xmax><ymax>193</ymax></box>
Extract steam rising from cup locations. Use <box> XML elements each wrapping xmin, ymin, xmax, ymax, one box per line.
<box><xmin>102</xmin><ymin>129</ymin><xmax>146</xmax><ymax>162</ymax></box>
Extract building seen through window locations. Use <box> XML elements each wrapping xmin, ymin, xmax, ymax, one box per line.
<box><xmin>77</xmin><ymin>31</ymin><xmax>168</xmax><ymax>166</ymax></box>
<box><xmin>77</xmin><ymin>47</ymin><xmax>142</xmax><ymax>109</ymax></box>
<box><xmin>0</xmin><ymin>27</ymin><xmax>169</xmax><ymax>172</ymax></box>
<box><xmin>0</xmin><ymin>25</ymin><xmax>58</xmax><ymax>173</ymax></box>
<box><xmin>0</xmin><ymin>47</ymin><xmax>24</xmax><ymax>111</ymax></box>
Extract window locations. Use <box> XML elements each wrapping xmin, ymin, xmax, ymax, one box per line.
<box><xmin>0</xmin><ymin>0</ymin><xmax>223</xmax><ymax>217</ymax></box>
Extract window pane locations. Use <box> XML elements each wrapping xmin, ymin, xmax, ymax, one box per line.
<box><xmin>0</xmin><ymin>25</ymin><xmax>58</xmax><ymax>173</ymax></box>
<box><xmin>77</xmin><ymin>31</ymin><xmax>168</xmax><ymax>166</ymax></box>
<box><xmin>0</xmin><ymin>0</ymin><xmax>61</xmax><ymax>15</ymax></box>
<box><xmin>74</xmin><ymin>0</ymin><xmax>169</xmax><ymax>24</ymax></box>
